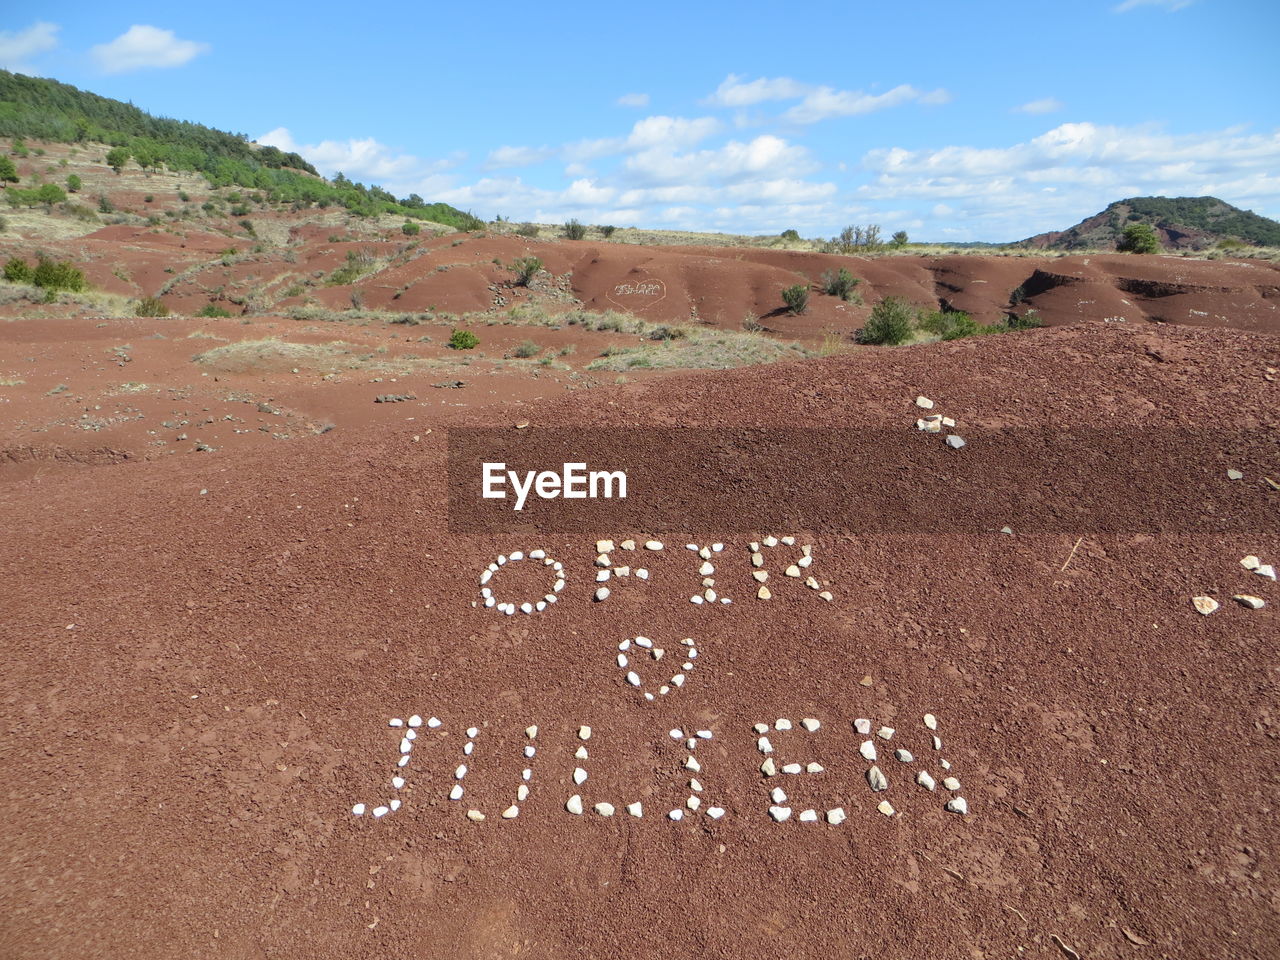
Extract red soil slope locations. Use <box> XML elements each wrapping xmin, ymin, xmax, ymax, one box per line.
<box><xmin>2</xmin><ymin>320</ymin><xmax>1278</xmax><ymax>959</ymax></box>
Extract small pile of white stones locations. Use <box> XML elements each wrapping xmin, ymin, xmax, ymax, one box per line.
<box><xmin>1193</xmin><ymin>554</ymin><xmax>1275</xmax><ymax>615</ymax></box>
<box><xmin>914</xmin><ymin>396</ymin><xmax>965</xmax><ymax>449</ymax></box>
<box><xmin>479</xmin><ymin>549</ymin><xmax>564</xmax><ymax>614</ymax></box>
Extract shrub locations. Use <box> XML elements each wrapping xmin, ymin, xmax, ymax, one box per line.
<box><xmin>0</xmin><ymin>156</ymin><xmax>17</xmax><ymax>184</ymax></box>
<box><xmin>135</xmin><ymin>296</ymin><xmax>169</xmax><ymax>317</ymax></box>
<box><xmin>230</xmin><ymin>203</ymin><xmax>250</xmax><ymax>216</ymax></box>
<box><xmin>1007</xmin><ymin>309</ymin><xmax>1043</xmax><ymax>330</ymax></box>
<box><xmin>563</xmin><ymin>218</ymin><xmax>586</xmax><ymax>240</ymax></box>
<box><xmin>198</xmin><ymin>304</ymin><xmax>232</xmax><ymax>317</ymax></box>
<box><xmin>891</xmin><ymin>230</ymin><xmax>908</xmax><ymax>248</ymax></box>
<box><xmin>917</xmin><ymin>309</ymin><xmax>979</xmax><ymax>341</ymax></box>
<box><xmin>516</xmin><ymin>222</ymin><xmax>539</xmax><ymax>237</ymax></box>
<box><xmin>178</xmin><ymin>191</ymin><xmax>190</xmax><ymax>202</ymax></box>
<box><xmin>781</xmin><ymin>284</ymin><xmax>810</xmax><ymax>315</ymax></box>
<box><xmin>36</xmin><ymin>184</ymin><xmax>66</xmax><ymax>208</ymax></box>
<box><xmin>448</xmin><ymin>328</ymin><xmax>479</xmax><ymax>350</ymax></box>
<box><xmin>832</xmin><ymin>224</ymin><xmax>882</xmax><ymax>253</ymax></box>
<box><xmin>821</xmin><ymin>268</ymin><xmax>861</xmax><ymax>301</ymax></box>
<box><xmin>144</xmin><ymin>194</ymin><xmax>154</xmax><ymax>203</ymax></box>
<box><xmin>742</xmin><ymin>312</ymin><xmax>763</xmax><ymax>332</ymax></box>
<box><xmin>65</xmin><ymin>174</ymin><xmax>81</xmax><ymax>193</ymax></box>
<box><xmin>31</xmin><ymin>257</ymin><xmax>87</xmax><ymax>292</ymax></box>
<box><xmin>511</xmin><ymin>255</ymin><xmax>542</xmax><ymax>286</ymax></box>
<box><xmin>857</xmin><ymin>296</ymin><xmax>914</xmax><ymax>345</ymax></box>
<box><xmin>4</xmin><ymin>257</ymin><xmax>32</xmax><ymax>283</ymax></box>
<box><xmin>600</xmin><ymin>225</ymin><xmax>616</xmax><ymax>238</ymax></box>
<box><xmin>401</xmin><ymin>221</ymin><xmax>421</xmax><ymax>235</ymax></box>
<box><xmin>780</xmin><ymin>229</ymin><xmax>800</xmax><ymax>241</ymax></box>
<box><xmin>1117</xmin><ymin>222</ymin><xmax>1160</xmax><ymax>254</ymax></box>
<box><xmin>105</xmin><ymin>146</ymin><xmax>130</xmax><ymax>174</ymax></box>
<box><xmin>513</xmin><ymin>339</ymin><xmax>540</xmax><ymax>358</ymax></box>
<box><xmin>98</xmin><ymin>195</ymin><xmax>114</xmax><ymax>214</ymax></box>
<box><xmin>11</xmin><ymin>138</ymin><xmax>28</xmax><ymax>157</ymax></box>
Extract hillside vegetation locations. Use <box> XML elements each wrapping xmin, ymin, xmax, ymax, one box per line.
<box><xmin>1024</xmin><ymin>196</ymin><xmax>1280</xmax><ymax>251</ymax></box>
<box><xmin>0</xmin><ymin>71</ymin><xmax>481</xmax><ymax>230</ymax></box>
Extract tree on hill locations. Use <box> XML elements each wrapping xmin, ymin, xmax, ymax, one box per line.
<box><xmin>36</xmin><ymin>183</ymin><xmax>66</xmax><ymax>209</ymax></box>
<box><xmin>0</xmin><ymin>156</ymin><xmax>17</xmax><ymax>184</ymax></box>
<box><xmin>66</xmin><ymin>173</ymin><xmax>81</xmax><ymax>192</ymax></box>
<box><xmin>105</xmin><ymin>146</ymin><xmax>130</xmax><ymax>174</ymax></box>
<box><xmin>1117</xmin><ymin>222</ymin><xmax>1160</xmax><ymax>254</ymax></box>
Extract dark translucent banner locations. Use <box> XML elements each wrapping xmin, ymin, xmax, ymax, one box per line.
<box><xmin>446</xmin><ymin>427</ymin><xmax>1278</xmax><ymax>534</ymax></box>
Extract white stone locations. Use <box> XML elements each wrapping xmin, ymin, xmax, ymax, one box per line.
<box><xmin>467</xmin><ymin>726</ymin><xmax>479</xmax><ymax>738</ymax></box>
<box><xmin>617</xmin><ymin>653</ymin><xmax>628</xmax><ymax>668</ymax></box>
<box><xmin>1241</xmin><ymin>555</ymin><xmax>1262</xmax><ymax>570</ymax></box>
<box><xmin>408</xmin><ymin>715</ymin><xmax>423</xmax><ymax>728</ymax></box>
<box><xmin>596</xmin><ymin>570</ymin><xmax>610</xmax><ymax>582</ymax></box>
<box><xmin>806</xmin><ymin>762</ymin><xmax>824</xmax><ymax>774</ymax></box>
<box><xmin>690</xmin><ymin>596</ymin><xmax>704</xmax><ymax>605</ymax></box>
<box><xmin>594</xmin><ymin>802</ymin><xmax>615</xmax><ymax>817</ymax></box>
<box><xmin>859</xmin><ymin>741</ymin><xmax>877</xmax><ymax>761</ymax></box>
<box><xmin>595</xmin><ymin>587</ymin><xmax>610</xmax><ymax>601</ymax></box>
<box><xmin>596</xmin><ymin>539</ymin><xmax>615</xmax><ymax>554</ymax></box>
<box><xmin>924</xmin><ymin>713</ymin><xmax>938</xmax><ymax>731</ymax></box>
<box><xmin>771</xmin><ymin>786</ymin><xmax>788</xmax><ymax>803</ymax></box>
<box><xmin>757</xmin><ymin>737</ymin><xmax>774</xmax><ymax>754</ymax></box>
<box><xmin>373</xmin><ymin>806</ymin><xmax>390</xmax><ymax>818</ymax></box>
<box><xmin>573</xmin><ymin>767</ymin><xmax>588</xmax><ymax>785</ymax></box>
<box><xmin>826</xmin><ymin>807</ymin><xmax>847</xmax><ymax>825</ymax></box>
<box><xmin>917</xmin><ymin>770</ymin><xmax>936</xmax><ymax>791</ymax></box>
<box><xmin>636</xmin><ymin>569</ymin><xmax>649</xmax><ymax>580</ymax></box>
<box><xmin>785</xmin><ymin>564</ymin><xmax>801</xmax><ymax>577</ymax></box>
<box><xmin>697</xmin><ymin>730</ymin><xmax>714</xmax><ymax>739</ymax></box>
<box><xmin>775</xmin><ymin>718</ymin><xmax>792</xmax><ymax>731</ymax></box>
<box><xmin>801</xmin><ymin>718</ymin><xmax>820</xmax><ymax>731</ymax></box>
<box><xmin>854</xmin><ymin>718</ymin><xmax>871</xmax><ymax>734</ymax></box>
<box><xmin>867</xmin><ymin>766</ymin><xmax>888</xmax><ymax>792</ymax></box>
<box><xmin>781</xmin><ymin>763</ymin><xmax>803</xmax><ymax>774</ymax></box>
<box><xmin>389</xmin><ymin>718</ymin><xmax>404</xmax><ymax>728</ymax></box>
<box><xmin>761</xmin><ymin>758</ymin><xmax>777</xmax><ymax>776</ymax></box>
<box><xmin>916</xmin><ymin>396</ymin><xmax>934</xmax><ymax>409</ymax></box>
<box><xmin>620</xmin><ymin>539</ymin><xmax>636</xmax><ymax>550</ymax></box>
<box><xmin>1192</xmin><ymin>596</ymin><xmax>1220</xmax><ymax>615</ymax></box>
<box><xmin>685</xmin><ymin>756</ymin><xmax>701</xmax><ymax>772</ymax></box>
<box><xmin>799</xmin><ymin>809</ymin><xmax>818</xmax><ymax>822</ymax></box>
<box><xmin>566</xmin><ymin>795</ymin><xmax>584</xmax><ymax>815</ymax></box>
<box><xmin>668</xmin><ymin>809</ymin><xmax>684</xmax><ymax>821</ymax></box>
<box><xmin>467</xmin><ymin>809</ymin><xmax>485</xmax><ymax>821</ymax></box>
<box><xmin>626</xmin><ymin>671</ymin><xmax>641</xmax><ymax>687</ymax></box>
<box><xmin>707</xmin><ymin>807</ymin><xmax>725</xmax><ymax>819</ymax></box>
<box><xmin>627</xmin><ymin>802</ymin><xmax>643</xmax><ymax>817</ymax></box>
<box><xmin>392</xmin><ymin>776</ymin><xmax>405</xmax><ymax>789</ymax></box>
<box><xmin>943</xmin><ymin>776</ymin><xmax>961</xmax><ymax>791</ymax></box>
<box><xmin>699</xmin><ymin>561</ymin><xmax>715</xmax><ymax>576</ymax></box>
<box><xmin>578</xmin><ymin>725</ymin><xmax>592</xmax><ymax>741</ymax></box>
<box><xmin>524</xmin><ymin>745</ymin><xmax>536</xmax><ymax>758</ymax></box>
<box><xmin>877</xmin><ymin>726</ymin><xmax>895</xmax><ymax>741</ymax></box>
<box><xmin>1256</xmin><ymin>565</ymin><xmax>1277</xmax><ymax>581</ymax></box>
<box><xmin>352</xmin><ymin>803</ymin><xmax>366</xmax><ymax>816</ymax></box>
<box><xmin>502</xmin><ymin>805</ymin><xmax>519</xmax><ymax>819</ymax></box>
<box><xmin>769</xmin><ymin>805</ymin><xmax>792</xmax><ymax>822</ymax></box>
<box><xmin>530</xmin><ymin>549</ymin><xmax>545</xmax><ymax>560</ymax></box>
<box><xmin>574</xmin><ymin>746</ymin><xmax>588</xmax><ymax>760</ymax></box>
<box><xmin>517</xmin><ymin>785</ymin><xmax>529</xmax><ymax>801</ymax></box>
<box><xmin>763</xmin><ymin>535</ymin><xmax>779</xmax><ymax>547</ymax></box>
<box><xmin>455</xmin><ymin>765</ymin><xmax>467</xmax><ymax>779</ymax></box>
<box><xmin>946</xmin><ymin>797</ymin><xmax>969</xmax><ymax>815</ymax></box>
<box><xmin>1235</xmin><ymin>594</ymin><xmax>1266</xmax><ymax>609</ymax></box>
<box><xmin>895</xmin><ymin>749</ymin><xmax>914</xmax><ymax>763</ymax></box>
<box><xmin>399</xmin><ymin>738</ymin><xmax>413</xmax><ymax>754</ymax></box>
<box><xmin>645</xmin><ymin>540</ymin><xmax>663</xmax><ymax>551</ymax></box>
<box><xmin>753</xmin><ymin>722</ymin><xmax>769</xmax><ymax>734</ymax></box>
<box><xmin>687</xmin><ymin>796</ymin><xmax>701</xmax><ymax>811</ymax></box>
<box><xmin>1227</xmin><ymin>468</ymin><xmax>1244</xmax><ymax>481</ymax></box>
<box><xmin>877</xmin><ymin>801</ymin><xmax>895</xmax><ymax>817</ymax></box>
<box><xmin>405</xmin><ymin>730</ymin><xmax>417</xmax><ymax>741</ymax></box>
<box><xmin>946</xmin><ymin>435</ymin><xmax>966</xmax><ymax>449</ymax></box>
<box><xmin>595</xmin><ymin>554</ymin><xmax>611</xmax><ymax>567</ymax></box>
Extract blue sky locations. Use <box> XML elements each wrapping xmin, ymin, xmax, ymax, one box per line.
<box><xmin>4</xmin><ymin>1</ymin><xmax>1278</xmax><ymax>240</ymax></box>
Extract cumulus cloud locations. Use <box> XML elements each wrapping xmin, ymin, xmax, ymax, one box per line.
<box><xmin>859</xmin><ymin>122</ymin><xmax>1280</xmax><ymax>240</ymax></box>
<box><xmin>616</xmin><ymin>92</ymin><xmax>650</xmax><ymax>108</ymax></box>
<box><xmin>704</xmin><ymin>74</ymin><xmax>810</xmax><ymax>107</ymax></box>
<box><xmin>624</xmin><ymin>134</ymin><xmax>818</xmax><ymax>185</ymax></box>
<box><xmin>1114</xmin><ymin>0</ymin><xmax>1193</xmax><ymax>11</ymax></box>
<box><xmin>91</xmin><ymin>25</ymin><xmax>209</xmax><ymax>74</ymax></box>
<box><xmin>1014</xmin><ymin>98</ymin><xmax>1065</xmax><ymax>115</ymax></box>
<box><xmin>0</xmin><ymin>21</ymin><xmax>58</xmax><ymax>74</ymax></box>
<box><xmin>256</xmin><ymin>126</ymin><xmax>464</xmax><ymax>195</ymax></box>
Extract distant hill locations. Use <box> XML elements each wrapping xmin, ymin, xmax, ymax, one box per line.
<box><xmin>1022</xmin><ymin>196</ymin><xmax>1280</xmax><ymax>251</ymax></box>
<box><xmin>0</xmin><ymin>70</ymin><xmax>481</xmax><ymax>230</ymax></box>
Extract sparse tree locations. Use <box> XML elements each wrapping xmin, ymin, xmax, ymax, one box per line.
<box><xmin>66</xmin><ymin>174</ymin><xmax>82</xmax><ymax>193</ymax></box>
<box><xmin>891</xmin><ymin>230</ymin><xmax>908</xmax><ymax>248</ymax></box>
<box><xmin>0</xmin><ymin>156</ymin><xmax>17</xmax><ymax>185</ymax></box>
<box><xmin>1117</xmin><ymin>222</ymin><xmax>1160</xmax><ymax>254</ymax></box>
<box><xmin>782</xmin><ymin>283</ymin><xmax>810</xmax><ymax>315</ymax></box>
<box><xmin>36</xmin><ymin>183</ymin><xmax>66</xmax><ymax>209</ymax></box>
<box><xmin>563</xmin><ymin>218</ymin><xmax>586</xmax><ymax>240</ymax></box>
<box><xmin>105</xmin><ymin>147</ymin><xmax>130</xmax><ymax>174</ymax></box>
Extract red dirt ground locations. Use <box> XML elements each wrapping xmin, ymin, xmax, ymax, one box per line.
<box><xmin>3</xmin><ymin>313</ymin><xmax>1279</xmax><ymax>959</ymax></box>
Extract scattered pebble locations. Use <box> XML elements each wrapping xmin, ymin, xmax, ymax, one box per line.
<box><xmin>945</xmin><ymin>435</ymin><xmax>966</xmax><ymax>449</ymax></box>
<box><xmin>943</xmin><ymin>776</ymin><xmax>961</xmax><ymax>791</ymax></box>
<box><xmin>627</xmin><ymin>802</ymin><xmax>643</xmax><ymax>817</ymax></box>
<box><xmin>916</xmin><ymin>396</ymin><xmax>934</xmax><ymax>410</ymax></box>
<box><xmin>466</xmin><ymin>810</ymin><xmax>485</xmax><ymax>822</ymax></box>
<box><xmin>595</xmin><ymin>587</ymin><xmax>610</xmax><ymax>602</ymax></box>
<box><xmin>859</xmin><ymin>741</ymin><xmax>878</xmax><ymax>761</ymax></box>
<box><xmin>877</xmin><ymin>801</ymin><xmax>895</xmax><ymax>817</ymax></box>
<box><xmin>769</xmin><ymin>805</ymin><xmax>792</xmax><ymax>822</ymax></box>
<box><xmin>798</xmin><ymin>809</ymin><xmax>818</xmax><ymax>822</ymax></box>
<box><xmin>1234</xmin><ymin>594</ymin><xmax>1266</xmax><ymax>609</ymax></box>
<box><xmin>502</xmin><ymin>805</ymin><xmax>520</xmax><ymax>819</ymax></box>
<box><xmin>917</xmin><ymin>771</ymin><xmax>937</xmax><ymax>791</ymax></box>
<box><xmin>801</xmin><ymin>718</ymin><xmax>820</xmax><ymax>731</ymax></box>
<box><xmin>854</xmin><ymin>718</ymin><xmax>871</xmax><ymax>734</ymax></box>
<box><xmin>644</xmin><ymin>540</ymin><xmax>663</xmax><ymax>551</ymax></box>
<box><xmin>578</xmin><ymin>726</ymin><xmax>592</xmax><ymax>741</ymax></box>
<box><xmin>1227</xmin><ymin>468</ymin><xmax>1244</xmax><ymax>481</ymax></box>
<box><xmin>566</xmin><ymin>795</ymin><xmax>584</xmax><ymax>815</ymax></box>
<box><xmin>946</xmin><ymin>797</ymin><xmax>969</xmax><ymax>815</ymax></box>
<box><xmin>1192</xmin><ymin>596</ymin><xmax>1220</xmax><ymax>616</ymax></box>
<box><xmin>923</xmin><ymin>714</ymin><xmax>938</xmax><ymax>731</ymax></box>
<box><xmin>867</xmin><ymin>766</ymin><xmax>888</xmax><ymax>792</ymax></box>
<box><xmin>594</xmin><ymin>802</ymin><xmax>615</xmax><ymax>817</ymax></box>
<box><xmin>826</xmin><ymin>807</ymin><xmax>847</xmax><ymax>825</ymax></box>
<box><xmin>877</xmin><ymin>726</ymin><xmax>895</xmax><ymax>741</ymax></box>
<box><xmin>775</xmin><ymin>718</ymin><xmax>792</xmax><ymax>731</ymax></box>
<box><xmin>895</xmin><ymin>749</ymin><xmax>914</xmax><ymax>763</ymax></box>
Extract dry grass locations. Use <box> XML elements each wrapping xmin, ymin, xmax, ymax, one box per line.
<box><xmin>586</xmin><ymin>329</ymin><xmax>809</xmax><ymax>372</ymax></box>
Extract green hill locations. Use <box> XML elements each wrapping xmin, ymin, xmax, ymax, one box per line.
<box><xmin>0</xmin><ymin>70</ymin><xmax>481</xmax><ymax>230</ymax></box>
<box><xmin>1023</xmin><ymin>196</ymin><xmax>1280</xmax><ymax>251</ymax></box>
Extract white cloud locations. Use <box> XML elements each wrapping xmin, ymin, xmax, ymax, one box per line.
<box><xmin>1015</xmin><ymin>97</ymin><xmax>1064</xmax><ymax>115</ymax></box>
<box><xmin>256</xmin><ymin>126</ymin><xmax>464</xmax><ymax>196</ymax></box>
<box><xmin>624</xmin><ymin>134</ymin><xmax>818</xmax><ymax>185</ymax></box>
<box><xmin>485</xmin><ymin>145</ymin><xmax>554</xmax><ymax>169</ymax></box>
<box><xmin>1114</xmin><ymin>0</ymin><xmax>1193</xmax><ymax>11</ymax></box>
<box><xmin>703</xmin><ymin>74</ymin><xmax>950</xmax><ymax>124</ymax></box>
<box><xmin>783</xmin><ymin>84</ymin><xmax>949</xmax><ymax>125</ymax></box>
<box><xmin>704</xmin><ymin>74</ymin><xmax>810</xmax><ymax>107</ymax></box>
<box><xmin>91</xmin><ymin>25</ymin><xmax>209</xmax><ymax>74</ymax></box>
<box><xmin>0</xmin><ymin>21</ymin><xmax>58</xmax><ymax>73</ymax></box>
<box><xmin>858</xmin><ymin>122</ymin><xmax>1280</xmax><ymax>240</ymax></box>
<box><xmin>616</xmin><ymin>92</ymin><xmax>650</xmax><ymax>108</ymax></box>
